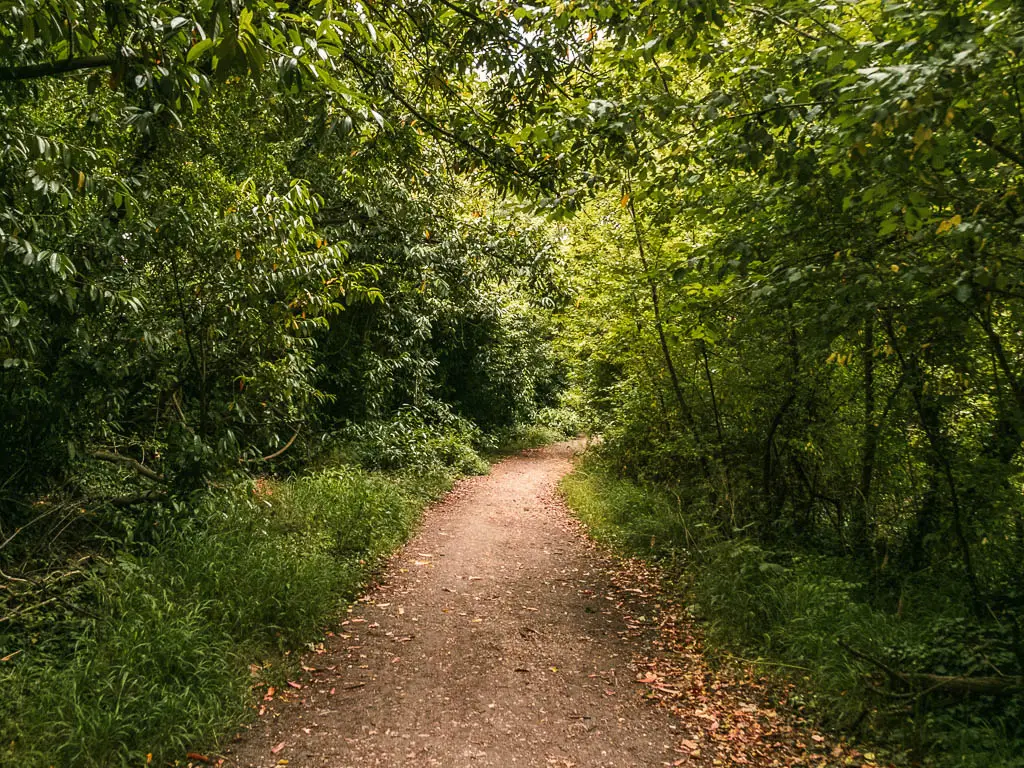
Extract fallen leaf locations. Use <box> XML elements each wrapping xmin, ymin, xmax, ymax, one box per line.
<box><xmin>287</xmin><ymin>681</ymin><xmax>302</xmax><ymax>690</ymax></box>
<box><xmin>186</xmin><ymin>753</ymin><xmax>211</xmax><ymax>764</ymax></box>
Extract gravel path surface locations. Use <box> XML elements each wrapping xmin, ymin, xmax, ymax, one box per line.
<box><xmin>224</xmin><ymin>441</ymin><xmax>684</xmax><ymax>767</ymax></box>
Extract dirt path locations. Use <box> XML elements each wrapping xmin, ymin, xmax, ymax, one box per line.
<box><xmin>225</xmin><ymin>441</ymin><xmax>685</xmax><ymax>767</ymax></box>
<box><xmin>224</xmin><ymin>442</ymin><xmax>861</xmax><ymax>768</ymax></box>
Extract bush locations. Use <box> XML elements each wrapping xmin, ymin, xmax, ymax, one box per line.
<box><xmin>482</xmin><ymin>406</ymin><xmax>585</xmax><ymax>454</ymax></box>
<box><xmin>331</xmin><ymin>405</ymin><xmax>490</xmax><ymax>477</ymax></box>
<box><xmin>693</xmin><ymin>540</ymin><xmax>900</xmax><ymax>725</ymax></box>
<box><xmin>535</xmin><ymin>406</ymin><xmax>584</xmax><ymax>438</ymax></box>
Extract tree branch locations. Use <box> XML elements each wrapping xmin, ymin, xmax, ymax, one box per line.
<box><xmin>0</xmin><ymin>55</ymin><xmax>115</xmax><ymax>83</ymax></box>
<box><xmin>89</xmin><ymin>450</ymin><xmax>165</xmax><ymax>483</ymax></box>
<box><xmin>260</xmin><ymin>426</ymin><xmax>301</xmax><ymax>461</ymax></box>
<box><xmin>975</xmin><ymin>131</ymin><xmax>1024</xmax><ymax>170</ymax></box>
<box><xmin>340</xmin><ymin>51</ymin><xmax>541</xmax><ymax>184</ymax></box>
<box><xmin>840</xmin><ymin>640</ymin><xmax>1024</xmax><ymax>697</ymax></box>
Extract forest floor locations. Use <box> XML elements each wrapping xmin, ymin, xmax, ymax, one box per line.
<box><xmin>222</xmin><ymin>441</ymin><xmax>867</xmax><ymax>768</ymax></box>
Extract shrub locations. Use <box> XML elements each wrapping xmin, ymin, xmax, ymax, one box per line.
<box><xmin>535</xmin><ymin>406</ymin><xmax>585</xmax><ymax>438</ymax></box>
<box><xmin>331</xmin><ymin>405</ymin><xmax>489</xmax><ymax>477</ymax></box>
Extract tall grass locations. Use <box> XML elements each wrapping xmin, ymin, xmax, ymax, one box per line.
<box><xmin>0</xmin><ymin>462</ymin><xmax>452</xmax><ymax>767</ymax></box>
<box><xmin>561</xmin><ymin>459</ymin><xmax>1024</xmax><ymax>768</ymax></box>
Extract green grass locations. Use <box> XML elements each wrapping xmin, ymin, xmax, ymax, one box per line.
<box><xmin>560</xmin><ymin>459</ymin><xmax>1024</xmax><ymax>768</ymax></box>
<box><xmin>489</xmin><ymin>423</ymin><xmax>563</xmax><ymax>453</ymax></box>
<box><xmin>0</xmin><ymin>462</ymin><xmax>452</xmax><ymax>768</ymax></box>
<box><xmin>0</xmin><ymin>411</ymin><xmax>548</xmax><ymax>767</ymax></box>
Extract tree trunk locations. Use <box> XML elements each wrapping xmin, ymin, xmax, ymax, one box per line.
<box><xmin>625</xmin><ymin>195</ymin><xmax>712</xmax><ymax>485</ymax></box>
<box><xmin>885</xmin><ymin>319</ymin><xmax>984</xmax><ymax>614</ymax></box>
<box><xmin>854</xmin><ymin>315</ymin><xmax>878</xmax><ymax>551</ymax></box>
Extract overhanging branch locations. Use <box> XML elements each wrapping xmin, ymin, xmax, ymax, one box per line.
<box><xmin>0</xmin><ymin>55</ymin><xmax>115</xmax><ymax>83</ymax></box>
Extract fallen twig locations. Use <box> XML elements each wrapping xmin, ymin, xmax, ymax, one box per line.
<box><xmin>840</xmin><ymin>639</ymin><xmax>1024</xmax><ymax>698</ymax></box>
<box><xmin>89</xmin><ymin>450</ymin><xmax>165</xmax><ymax>483</ymax></box>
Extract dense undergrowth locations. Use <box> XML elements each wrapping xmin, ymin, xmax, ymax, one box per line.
<box><xmin>563</xmin><ymin>458</ymin><xmax>1024</xmax><ymax>768</ymax></box>
<box><xmin>0</xmin><ymin>412</ymin><xmax>575</xmax><ymax>768</ymax></box>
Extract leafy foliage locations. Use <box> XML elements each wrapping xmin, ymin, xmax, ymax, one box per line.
<box><xmin>8</xmin><ymin>0</ymin><xmax>1024</xmax><ymax>764</ymax></box>
<box><xmin>541</xmin><ymin>0</ymin><xmax>1024</xmax><ymax>763</ymax></box>
<box><xmin>1</xmin><ymin>3</ymin><xmax>571</xmax><ymax>763</ymax></box>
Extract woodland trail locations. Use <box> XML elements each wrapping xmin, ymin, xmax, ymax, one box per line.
<box><xmin>225</xmin><ymin>442</ymin><xmax>844</xmax><ymax>768</ymax></box>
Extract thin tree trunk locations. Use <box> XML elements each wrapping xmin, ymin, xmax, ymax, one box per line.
<box><xmin>855</xmin><ymin>314</ymin><xmax>878</xmax><ymax>551</ymax></box>
<box><xmin>626</xmin><ymin>196</ymin><xmax>696</xmax><ymax>432</ymax></box>
<box><xmin>699</xmin><ymin>339</ymin><xmax>724</xmax><ymax>444</ymax></box>
<box><xmin>624</xmin><ymin>195</ymin><xmax>713</xmax><ymax>486</ymax></box>
<box><xmin>977</xmin><ymin>306</ymin><xmax>1024</xmax><ymax>413</ymax></box>
<box><xmin>884</xmin><ymin>318</ymin><xmax>984</xmax><ymax>614</ymax></box>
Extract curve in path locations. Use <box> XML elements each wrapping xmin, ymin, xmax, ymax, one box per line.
<box><xmin>225</xmin><ymin>441</ymin><xmax>682</xmax><ymax>767</ymax></box>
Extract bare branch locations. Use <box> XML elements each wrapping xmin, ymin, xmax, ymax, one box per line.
<box><xmin>89</xmin><ymin>450</ymin><xmax>165</xmax><ymax>483</ymax></box>
<box><xmin>260</xmin><ymin>426</ymin><xmax>301</xmax><ymax>462</ymax></box>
